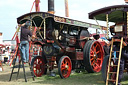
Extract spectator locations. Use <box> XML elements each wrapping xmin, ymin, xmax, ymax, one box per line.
<box><xmin>113</xmin><ymin>43</ymin><xmax>128</xmax><ymax>85</ymax></box>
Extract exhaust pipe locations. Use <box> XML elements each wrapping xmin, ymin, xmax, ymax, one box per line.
<box><xmin>48</xmin><ymin>0</ymin><xmax>55</xmax><ymax>14</ymax></box>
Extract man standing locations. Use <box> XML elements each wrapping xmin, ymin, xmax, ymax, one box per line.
<box><xmin>113</xmin><ymin>44</ymin><xmax>128</xmax><ymax>85</ymax></box>
<box><xmin>20</xmin><ymin>21</ymin><xmax>32</xmax><ymax>63</ymax></box>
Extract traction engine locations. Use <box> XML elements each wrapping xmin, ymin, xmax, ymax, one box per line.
<box><xmin>16</xmin><ymin>0</ymin><xmax>105</xmax><ymax>78</ymax></box>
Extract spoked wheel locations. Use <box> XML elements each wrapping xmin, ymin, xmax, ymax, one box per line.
<box><xmin>83</xmin><ymin>40</ymin><xmax>104</xmax><ymax>73</ymax></box>
<box><xmin>101</xmin><ymin>55</ymin><xmax>116</xmax><ymax>83</ymax></box>
<box><xmin>58</xmin><ymin>56</ymin><xmax>72</xmax><ymax>79</ymax></box>
<box><xmin>31</xmin><ymin>56</ymin><xmax>47</xmax><ymax>77</ymax></box>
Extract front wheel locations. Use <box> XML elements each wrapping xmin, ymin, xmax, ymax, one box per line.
<box><xmin>31</xmin><ymin>56</ymin><xmax>47</xmax><ymax>77</ymax></box>
<box><xmin>58</xmin><ymin>56</ymin><xmax>72</xmax><ymax>79</ymax></box>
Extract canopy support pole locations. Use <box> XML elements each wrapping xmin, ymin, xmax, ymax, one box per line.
<box><xmin>127</xmin><ymin>12</ymin><xmax>128</xmax><ymax>38</ymax></box>
<box><xmin>94</xmin><ymin>17</ymin><xmax>105</xmax><ymax>36</ymax></box>
<box><xmin>44</xmin><ymin>19</ymin><xmax>46</xmax><ymax>39</ymax></box>
<box><xmin>106</xmin><ymin>14</ymin><xmax>109</xmax><ymax>39</ymax></box>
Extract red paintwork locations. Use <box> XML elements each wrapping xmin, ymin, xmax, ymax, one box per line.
<box><xmin>60</xmin><ymin>56</ymin><xmax>72</xmax><ymax>78</ymax></box>
<box><xmin>33</xmin><ymin>57</ymin><xmax>45</xmax><ymax>77</ymax></box>
<box><xmin>90</xmin><ymin>41</ymin><xmax>104</xmax><ymax>72</ymax></box>
<box><xmin>47</xmin><ymin>40</ymin><xmax>54</xmax><ymax>43</ymax></box>
<box><xmin>76</xmin><ymin>52</ymin><xmax>83</xmax><ymax>60</ymax></box>
<box><xmin>98</xmin><ymin>39</ymin><xmax>106</xmax><ymax>47</ymax></box>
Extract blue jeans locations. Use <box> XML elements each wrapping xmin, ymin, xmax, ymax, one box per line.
<box><xmin>20</xmin><ymin>41</ymin><xmax>29</xmax><ymax>62</ymax></box>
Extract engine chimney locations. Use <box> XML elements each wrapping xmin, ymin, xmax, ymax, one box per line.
<box><xmin>48</xmin><ymin>0</ymin><xmax>55</xmax><ymax>14</ymax></box>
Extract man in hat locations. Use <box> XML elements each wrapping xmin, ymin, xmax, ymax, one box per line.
<box><xmin>20</xmin><ymin>21</ymin><xmax>34</xmax><ymax>63</ymax></box>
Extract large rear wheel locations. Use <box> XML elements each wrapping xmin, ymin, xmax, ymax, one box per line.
<box><xmin>31</xmin><ymin>56</ymin><xmax>47</xmax><ymax>77</ymax></box>
<box><xmin>58</xmin><ymin>56</ymin><xmax>72</xmax><ymax>79</ymax></box>
<box><xmin>83</xmin><ymin>40</ymin><xmax>104</xmax><ymax>73</ymax></box>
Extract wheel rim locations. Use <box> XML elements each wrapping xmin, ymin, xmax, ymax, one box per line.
<box><xmin>33</xmin><ymin>57</ymin><xmax>45</xmax><ymax>77</ymax></box>
<box><xmin>90</xmin><ymin>41</ymin><xmax>103</xmax><ymax>72</ymax></box>
<box><xmin>60</xmin><ymin>57</ymin><xmax>72</xmax><ymax>78</ymax></box>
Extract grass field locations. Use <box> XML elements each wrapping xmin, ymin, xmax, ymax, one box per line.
<box><xmin>0</xmin><ymin>64</ymin><xmax>128</xmax><ymax>85</ymax></box>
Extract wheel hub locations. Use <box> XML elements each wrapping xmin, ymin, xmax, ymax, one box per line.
<box><xmin>93</xmin><ymin>54</ymin><xmax>96</xmax><ymax>59</ymax></box>
<box><xmin>58</xmin><ymin>56</ymin><xmax>72</xmax><ymax>78</ymax></box>
<box><xmin>37</xmin><ymin>64</ymin><xmax>40</xmax><ymax>69</ymax></box>
<box><xmin>65</xmin><ymin>65</ymin><xmax>69</xmax><ymax>70</ymax></box>
<box><xmin>84</xmin><ymin>40</ymin><xmax>103</xmax><ymax>73</ymax></box>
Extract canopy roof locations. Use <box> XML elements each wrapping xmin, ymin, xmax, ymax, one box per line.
<box><xmin>89</xmin><ymin>5</ymin><xmax>128</xmax><ymax>22</ymax></box>
<box><xmin>17</xmin><ymin>12</ymin><xmax>106</xmax><ymax>29</ymax></box>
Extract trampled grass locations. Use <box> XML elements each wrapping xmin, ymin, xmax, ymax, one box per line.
<box><xmin>0</xmin><ymin>65</ymin><xmax>128</xmax><ymax>85</ymax></box>
<box><xmin>35</xmin><ymin>71</ymin><xmax>105</xmax><ymax>85</ymax></box>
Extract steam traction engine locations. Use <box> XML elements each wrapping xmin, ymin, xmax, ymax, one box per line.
<box><xmin>17</xmin><ymin>12</ymin><xmax>105</xmax><ymax>78</ymax></box>
<box><xmin>89</xmin><ymin>5</ymin><xmax>128</xmax><ymax>84</ymax></box>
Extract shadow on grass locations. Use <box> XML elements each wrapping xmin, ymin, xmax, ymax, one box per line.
<box><xmin>1</xmin><ymin>66</ymin><xmax>128</xmax><ymax>85</ymax></box>
<box><xmin>33</xmin><ymin>71</ymin><xmax>128</xmax><ymax>85</ymax></box>
<box><xmin>0</xmin><ymin>66</ymin><xmax>34</xmax><ymax>82</ymax></box>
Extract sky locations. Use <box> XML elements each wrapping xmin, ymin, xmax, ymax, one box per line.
<box><xmin>0</xmin><ymin>0</ymin><xmax>126</xmax><ymax>40</ymax></box>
